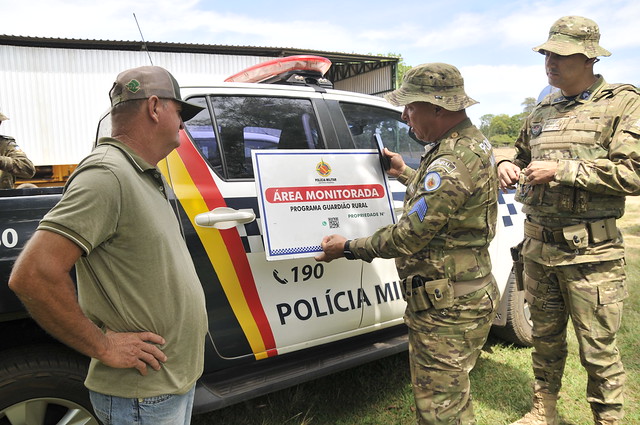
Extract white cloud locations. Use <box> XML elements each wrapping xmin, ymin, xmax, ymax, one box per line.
<box><xmin>2</xmin><ymin>0</ymin><xmax>637</xmax><ymax>121</ymax></box>
<box><xmin>461</xmin><ymin>64</ymin><xmax>548</xmax><ymax>122</ymax></box>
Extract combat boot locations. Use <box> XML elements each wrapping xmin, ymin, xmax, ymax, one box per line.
<box><xmin>509</xmin><ymin>392</ymin><xmax>559</xmax><ymax>425</ymax></box>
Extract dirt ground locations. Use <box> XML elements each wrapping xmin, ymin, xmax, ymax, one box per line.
<box><xmin>494</xmin><ymin>146</ymin><xmax>515</xmax><ymax>160</ymax></box>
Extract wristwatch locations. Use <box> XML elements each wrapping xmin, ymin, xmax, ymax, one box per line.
<box><xmin>343</xmin><ymin>239</ymin><xmax>356</xmax><ymax>260</ymax></box>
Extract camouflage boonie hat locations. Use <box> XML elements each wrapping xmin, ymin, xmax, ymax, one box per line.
<box><xmin>384</xmin><ymin>63</ymin><xmax>478</xmax><ymax>111</ymax></box>
<box><xmin>109</xmin><ymin>66</ymin><xmax>204</xmax><ymax>121</ymax></box>
<box><xmin>533</xmin><ymin>16</ymin><xmax>611</xmax><ymax>58</ymax></box>
<box><xmin>0</xmin><ymin>112</ymin><xmax>8</xmax><ymax>122</ymax></box>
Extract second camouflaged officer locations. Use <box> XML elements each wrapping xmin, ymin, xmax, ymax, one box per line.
<box><xmin>0</xmin><ymin>112</ymin><xmax>36</xmax><ymax>189</ymax></box>
<box><xmin>498</xmin><ymin>16</ymin><xmax>640</xmax><ymax>425</ymax></box>
<box><xmin>316</xmin><ymin>63</ymin><xmax>499</xmax><ymax>425</ymax></box>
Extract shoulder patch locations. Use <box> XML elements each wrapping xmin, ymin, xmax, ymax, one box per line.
<box><xmin>408</xmin><ymin>197</ymin><xmax>428</xmax><ymax>222</ymax></box>
<box><xmin>426</xmin><ymin>158</ymin><xmax>456</xmax><ymax>174</ymax></box>
<box><xmin>424</xmin><ymin>171</ymin><xmax>441</xmax><ymax>192</ymax></box>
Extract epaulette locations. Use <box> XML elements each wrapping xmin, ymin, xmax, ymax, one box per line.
<box><xmin>598</xmin><ymin>83</ymin><xmax>639</xmax><ymax>99</ymax></box>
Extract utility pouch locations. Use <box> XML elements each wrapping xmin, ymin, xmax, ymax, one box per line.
<box><xmin>562</xmin><ymin>224</ymin><xmax>589</xmax><ymax>250</ymax></box>
<box><xmin>404</xmin><ymin>275</ymin><xmax>432</xmax><ymax>312</ymax></box>
<box><xmin>425</xmin><ymin>278</ymin><xmax>454</xmax><ymax>310</ymax></box>
<box><xmin>515</xmin><ymin>173</ymin><xmax>544</xmax><ymax>206</ymax></box>
<box><xmin>510</xmin><ymin>242</ymin><xmax>525</xmax><ymax>291</ymax></box>
<box><xmin>589</xmin><ymin>218</ymin><xmax>617</xmax><ymax>244</ymax></box>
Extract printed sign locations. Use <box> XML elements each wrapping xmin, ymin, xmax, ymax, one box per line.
<box><xmin>253</xmin><ymin>149</ymin><xmax>396</xmax><ymax>261</ymax></box>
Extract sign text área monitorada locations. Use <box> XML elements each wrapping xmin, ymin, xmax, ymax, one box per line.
<box><xmin>266</xmin><ymin>184</ymin><xmax>384</xmax><ymax>203</ymax></box>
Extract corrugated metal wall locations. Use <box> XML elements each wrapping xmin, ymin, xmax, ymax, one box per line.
<box><xmin>0</xmin><ymin>45</ymin><xmax>274</xmax><ymax>165</ymax></box>
<box><xmin>333</xmin><ymin>66</ymin><xmax>393</xmax><ymax>97</ymax></box>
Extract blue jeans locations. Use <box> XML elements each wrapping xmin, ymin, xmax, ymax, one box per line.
<box><xmin>89</xmin><ymin>386</ymin><xmax>195</xmax><ymax>425</ymax></box>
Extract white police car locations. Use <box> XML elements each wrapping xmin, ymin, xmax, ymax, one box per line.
<box><xmin>0</xmin><ymin>56</ymin><xmax>529</xmax><ymax>423</ymax></box>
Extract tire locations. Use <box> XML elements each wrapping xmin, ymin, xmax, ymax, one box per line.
<box><xmin>0</xmin><ymin>344</ymin><xmax>99</xmax><ymax>425</ymax></box>
<box><xmin>492</xmin><ymin>270</ymin><xmax>533</xmax><ymax>347</ymax></box>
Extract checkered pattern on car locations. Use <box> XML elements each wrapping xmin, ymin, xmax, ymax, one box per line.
<box><xmin>498</xmin><ymin>189</ymin><xmax>520</xmax><ymax>227</ymax></box>
<box><xmin>234</xmin><ymin>208</ymin><xmax>264</xmax><ymax>253</ymax></box>
<box><xmin>231</xmin><ymin>190</ymin><xmax>522</xmax><ymax>254</ymax></box>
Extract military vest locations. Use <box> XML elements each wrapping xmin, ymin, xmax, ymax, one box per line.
<box><xmin>515</xmin><ymin>80</ymin><xmax>638</xmax><ymax>220</ymax></box>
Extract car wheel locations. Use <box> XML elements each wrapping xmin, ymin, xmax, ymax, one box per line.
<box><xmin>0</xmin><ymin>344</ymin><xmax>99</xmax><ymax>425</ymax></box>
<box><xmin>492</xmin><ymin>270</ymin><xmax>533</xmax><ymax>347</ymax></box>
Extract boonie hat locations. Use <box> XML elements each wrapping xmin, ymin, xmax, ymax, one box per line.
<box><xmin>533</xmin><ymin>16</ymin><xmax>611</xmax><ymax>58</ymax></box>
<box><xmin>109</xmin><ymin>66</ymin><xmax>204</xmax><ymax>121</ymax></box>
<box><xmin>0</xmin><ymin>112</ymin><xmax>8</xmax><ymax>122</ymax></box>
<box><xmin>384</xmin><ymin>63</ymin><xmax>478</xmax><ymax>111</ymax></box>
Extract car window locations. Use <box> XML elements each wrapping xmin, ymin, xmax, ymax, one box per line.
<box><xmin>185</xmin><ymin>96</ymin><xmax>322</xmax><ymax>180</ymax></box>
<box><xmin>183</xmin><ymin>97</ymin><xmax>224</xmax><ymax>177</ymax></box>
<box><xmin>338</xmin><ymin>102</ymin><xmax>422</xmax><ymax>170</ymax></box>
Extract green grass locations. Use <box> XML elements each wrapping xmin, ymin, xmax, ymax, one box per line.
<box><xmin>194</xmin><ymin>198</ymin><xmax>640</xmax><ymax>425</ymax></box>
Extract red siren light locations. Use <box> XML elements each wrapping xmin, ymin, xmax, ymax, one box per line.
<box><xmin>224</xmin><ymin>55</ymin><xmax>332</xmax><ymax>84</ymax></box>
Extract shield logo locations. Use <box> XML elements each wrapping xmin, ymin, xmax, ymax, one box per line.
<box><xmin>531</xmin><ymin>124</ymin><xmax>542</xmax><ymax>137</ymax></box>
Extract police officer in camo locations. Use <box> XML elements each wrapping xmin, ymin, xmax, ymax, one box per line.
<box><xmin>316</xmin><ymin>63</ymin><xmax>499</xmax><ymax>425</ymax></box>
<box><xmin>0</xmin><ymin>112</ymin><xmax>36</xmax><ymax>189</ymax></box>
<box><xmin>498</xmin><ymin>16</ymin><xmax>640</xmax><ymax>425</ymax></box>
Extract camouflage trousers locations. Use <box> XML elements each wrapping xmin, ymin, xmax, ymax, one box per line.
<box><xmin>406</xmin><ymin>277</ymin><xmax>499</xmax><ymax>425</ymax></box>
<box><xmin>523</xmin><ymin>258</ymin><xmax>627</xmax><ymax>422</ymax></box>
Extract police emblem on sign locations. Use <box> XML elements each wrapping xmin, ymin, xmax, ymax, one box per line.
<box><xmin>316</xmin><ymin>160</ymin><xmax>331</xmax><ymax>177</ymax></box>
<box><xmin>424</xmin><ymin>171</ymin><xmax>441</xmax><ymax>192</ymax></box>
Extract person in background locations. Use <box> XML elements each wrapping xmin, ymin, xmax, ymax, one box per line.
<box><xmin>9</xmin><ymin>66</ymin><xmax>208</xmax><ymax>425</ymax></box>
<box><xmin>498</xmin><ymin>16</ymin><xmax>640</xmax><ymax>425</ymax></box>
<box><xmin>316</xmin><ymin>62</ymin><xmax>499</xmax><ymax>425</ymax></box>
<box><xmin>0</xmin><ymin>111</ymin><xmax>36</xmax><ymax>189</ymax></box>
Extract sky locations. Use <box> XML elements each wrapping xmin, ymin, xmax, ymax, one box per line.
<box><xmin>1</xmin><ymin>0</ymin><xmax>639</xmax><ymax>124</ymax></box>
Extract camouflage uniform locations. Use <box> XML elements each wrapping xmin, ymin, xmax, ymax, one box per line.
<box><xmin>506</xmin><ymin>16</ymin><xmax>640</xmax><ymax>424</ymax></box>
<box><xmin>349</xmin><ymin>63</ymin><xmax>499</xmax><ymax>425</ymax></box>
<box><xmin>0</xmin><ymin>135</ymin><xmax>36</xmax><ymax>189</ymax></box>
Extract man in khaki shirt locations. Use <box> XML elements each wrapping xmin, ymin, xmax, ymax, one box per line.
<box><xmin>9</xmin><ymin>66</ymin><xmax>208</xmax><ymax>425</ymax></box>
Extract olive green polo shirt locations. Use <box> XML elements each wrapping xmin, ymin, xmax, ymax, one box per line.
<box><xmin>39</xmin><ymin>138</ymin><xmax>208</xmax><ymax>398</ymax></box>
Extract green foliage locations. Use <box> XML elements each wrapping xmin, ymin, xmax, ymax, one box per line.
<box><xmin>481</xmin><ymin>98</ymin><xmax>536</xmax><ymax>147</ymax></box>
<box><xmin>378</xmin><ymin>52</ymin><xmax>411</xmax><ymax>88</ymax></box>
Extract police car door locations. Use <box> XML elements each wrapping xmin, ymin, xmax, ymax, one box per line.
<box><xmin>323</xmin><ymin>96</ymin><xmax>422</xmax><ymax>328</ymax></box>
<box><xmin>168</xmin><ymin>88</ymin><xmax>365</xmax><ymax>360</ymax></box>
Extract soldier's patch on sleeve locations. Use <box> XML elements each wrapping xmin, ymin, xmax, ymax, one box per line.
<box><xmin>408</xmin><ymin>197</ymin><xmax>428</xmax><ymax>222</ymax></box>
<box><xmin>426</xmin><ymin>158</ymin><xmax>456</xmax><ymax>174</ymax></box>
<box><xmin>424</xmin><ymin>171</ymin><xmax>441</xmax><ymax>192</ymax></box>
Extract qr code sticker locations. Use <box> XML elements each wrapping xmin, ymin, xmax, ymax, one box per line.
<box><xmin>328</xmin><ymin>217</ymin><xmax>339</xmax><ymax>229</ymax></box>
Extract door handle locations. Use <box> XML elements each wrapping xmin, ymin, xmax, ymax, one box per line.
<box><xmin>195</xmin><ymin>207</ymin><xmax>256</xmax><ymax>229</ymax></box>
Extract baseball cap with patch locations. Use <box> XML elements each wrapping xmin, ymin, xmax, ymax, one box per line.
<box><xmin>533</xmin><ymin>16</ymin><xmax>611</xmax><ymax>58</ymax></box>
<box><xmin>384</xmin><ymin>62</ymin><xmax>478</xmax><ymax>111</ymax></box>
<box><xmin>109</xmin><ymin>66</ymin><xmax>204</xmax><ymax>121</ymax></box>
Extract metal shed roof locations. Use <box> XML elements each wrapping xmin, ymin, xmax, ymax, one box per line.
<box><xmin>0</xmin><ymin>35</ymin><xmax>398</xmax><ymax>166</ymax></box>
<box><xmin>0</xmin><ymin>35</ymin><xmax>398</xmax><ymax>88</ymax></box>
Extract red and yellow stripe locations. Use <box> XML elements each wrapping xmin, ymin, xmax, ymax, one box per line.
<box><xmin>159</xmin><ymin>133</ymin><xmax>277</xmax><ymax>359</ymax></box>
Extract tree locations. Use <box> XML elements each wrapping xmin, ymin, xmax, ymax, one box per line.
<box><xmin>481</xmin><ymin>97</ymin><xmax>537</xmax><ymax>147</ymax></box>
<box><xmin>479</xmin><ymin>114</ymin><xmax>495</xmax><ymax>137</ymax></box>
<box><xmin>521</xmin><ymin>97</ymin><xmax>536</xmax><ymax>113</ymax></box>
